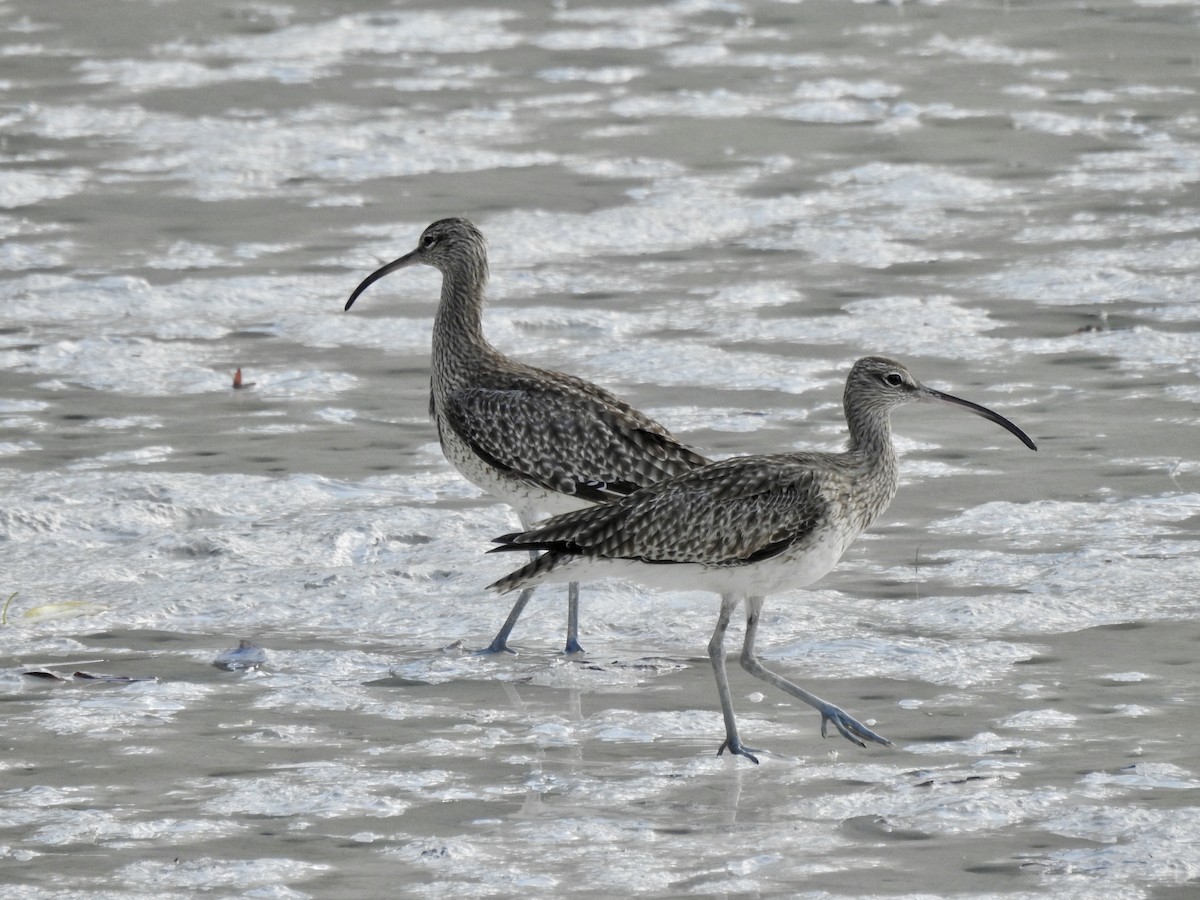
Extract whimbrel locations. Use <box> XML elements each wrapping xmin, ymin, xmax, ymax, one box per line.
<box><xmin>345</xmin><ymin>218</ymin><xmax>708</xmax><ymax>653</ymax></box>
<box><xmin>490</xmin><ymin>357</ymin><xmax>1037</xmax><ymax>760</ymax></box>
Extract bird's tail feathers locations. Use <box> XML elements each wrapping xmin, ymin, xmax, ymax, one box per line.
<box><xmin>488</xmin><ymin>550</ymin><xmax>570</xmax><ymax>594</ymax></box>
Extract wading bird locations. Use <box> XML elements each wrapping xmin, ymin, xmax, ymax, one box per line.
<box><xmin>490</xmin><ymin>357</ymin><xmax>1037</xmax><ymax>761</ymax></box>
<box><xmin>345</xmin><ymin>218</ymin><xmax>708</xmax><ymax>653</ymax></box>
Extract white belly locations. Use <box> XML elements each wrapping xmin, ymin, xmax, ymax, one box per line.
<box><xmin>437</xmin><ymin>413</ymin><xmax>592</xmax><ymax>519</ymax></box>
<box><xmin>515</xmin><ymin>524</ymin><xmax>856</xmax><ymax>597</ymax></box>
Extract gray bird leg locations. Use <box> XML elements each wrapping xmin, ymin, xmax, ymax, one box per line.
<box><xmin>739</xmin><ymin>596</ymin><xmax>893</xmax><ymax>749</ymax></box>
<box><xmin>710</xmin><ymin>593</ymin><xmax>760</xmax><ymax>763</ymax></box>
<box><xmin>564</xmin><ymin>580</ymin><xmax>583</xmax><ymax>654</ymax></box>
<box><xmin>480</xmin><ymin>569</ymin><xmax>583</xmax><ymax>655</ymax></box>
<box><xmin>479</xmin><ymin>575</ymin><xmax>535</xmax><ymax>654</ymax></box>
<box><xmin>482</xmin><ymin>513</ymin><xmax>583</xmax><ymax>655</ymax></box>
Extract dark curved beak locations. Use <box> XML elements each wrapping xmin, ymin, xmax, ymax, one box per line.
<box><xmin>344</xmin><ymin>249</ymin><xmax>419</xmax><ymax>311</ymax></box>
<box><xmin>919</xmin><ymin>386</ymin><xmax>1037</xmax><ymax>451</ymax></box>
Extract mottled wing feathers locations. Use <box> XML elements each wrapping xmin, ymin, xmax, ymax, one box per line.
<box><xmin>493</xmin><ymin>455</ymin><xmax>830</xmax><ymax>568</ymax></box>
<box><xmin>543</xmin><ymin>367</ymin><xmax>706</xmax><ymax>460</ymax></box>
<box><xmin>442</xmin><ymin>370</ymin><xmax>709</xmax><ymax>502</ymax></box>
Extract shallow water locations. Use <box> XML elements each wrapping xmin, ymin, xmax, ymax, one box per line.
<box><xmin>2</xmin><ymin>0</ymin><xmax>1200</xmax><ymax>896</ymax></box>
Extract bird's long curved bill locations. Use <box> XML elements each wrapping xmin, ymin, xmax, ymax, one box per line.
<box><xmin>922</xmin><ymin>387</ymin><xmax>1037</xmax><ymax>451</ymax></box>
<box><xmin>344</xmin><ymin>249</ymin><xmax>419</xmax><ymax>311</ymax></box>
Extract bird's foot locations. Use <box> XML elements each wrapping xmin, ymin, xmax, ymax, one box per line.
<box><xmin>817</xmin><ymin>702</ymin><xmax>893</xmax><ymax>748</ymax></box>
<box><xmin>717</xmin><ymin>735</ymin><xmax>762</xmax><ymax>764</ymax></box>
<box><xmin>474</xmin><ymin>638</ymin><xmax>518</xmax><ymax>656</ymax></box>
<box><xmin>563</xmin><ymin>638</ymin><xmax>585</xmax><ymax>655</ymax></box>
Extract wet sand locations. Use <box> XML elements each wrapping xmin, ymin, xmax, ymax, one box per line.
<box><xmin>3</xmin><ymin>0</ymin><xmax>1200</xmax><ymax>895</ymax></box>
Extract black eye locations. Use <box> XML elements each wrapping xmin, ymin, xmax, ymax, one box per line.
<box><xmin>421</xmin><ymin>234</ymin><xmax>438</xmax><ymax>250</ymax></box>
<box><xmin>884</xmin><ymin>372</ymin><xmax>903</xmax><ymax>386</ymax></box>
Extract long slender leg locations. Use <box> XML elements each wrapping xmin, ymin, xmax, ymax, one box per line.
<box><xmin>564</xmin><ymin>580</ymin><xmax>583</xmax><ymax>654</ymax></box>
<box><xmin>478</xmin><ymin>550</ymin><xmax>537</xmax><ymax>655</ymax></box>
<box><xmin>481</xmin><ymin>513</ymin><xmax>584</xmax><ymax>655</ymax></box>
<box><xmin>739</xmin><ymin>596</ymin><xmax>892</xmax><ymax>748</ymax></box>
<box><xmin>709</xmin><ymin>593</ymin><xmax>759</xmax><ymax>763</ymax></box>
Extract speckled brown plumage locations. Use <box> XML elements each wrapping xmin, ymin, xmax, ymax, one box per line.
<box><xmin>346</xmin><ymin>218</ymin><xmax>708</xmax><ymax>653</ymax></box>
<box><xmin>490</xmin><ymin>356</ymin><xmax>1037</xmax><ymax>760</ymax></box>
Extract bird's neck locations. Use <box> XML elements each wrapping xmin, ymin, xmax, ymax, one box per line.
<box><xmin>431</xmin><ymin>258</ymin><xmax>500</xmax><ymax>390</ymax></box>
<box><xmin>843</xmin><ymin>403</ymin><xmax>901</xmax><ymax>531</ymax></box>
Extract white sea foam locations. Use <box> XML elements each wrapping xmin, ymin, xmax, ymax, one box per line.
<box><xmin>0</xmin><ymin>168</ymin><xmax>90</xmax><ymax>208</ymax></box>
<box><xmin>4</xmin><ymin>1</ymin><xmax>1200</xmax><ymax>895</ymax></box>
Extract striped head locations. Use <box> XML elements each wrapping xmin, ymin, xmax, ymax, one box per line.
<box><xmin>345</xmin><ymin>217</ymin><xmax>488</xmax><ymax>310</ymax></box>
<box><xmin>844</xmin><ymin>356</ymin><xmax>1036</xmax><ymax>450</ymax></box>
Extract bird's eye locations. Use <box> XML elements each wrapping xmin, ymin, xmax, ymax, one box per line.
<box><xmin>420</xmin><ymin>234</ymin><xmax>438</xmax><ymax>250</ymax></box>
<box><xmin>884</xmin><ymin>372</ymin><xmax>903</xmax><ymax>387</ymax></box>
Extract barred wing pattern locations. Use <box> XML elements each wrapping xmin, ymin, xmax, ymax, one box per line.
<box><xmin>441</xmin><ymin>368</ymin><xmax>710</xmax><ymax>504</ymax></box>
<box><xmin>493</xmin><ymin>454</ymin><xmax>838</xmax><ymax>568</ymax></box>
